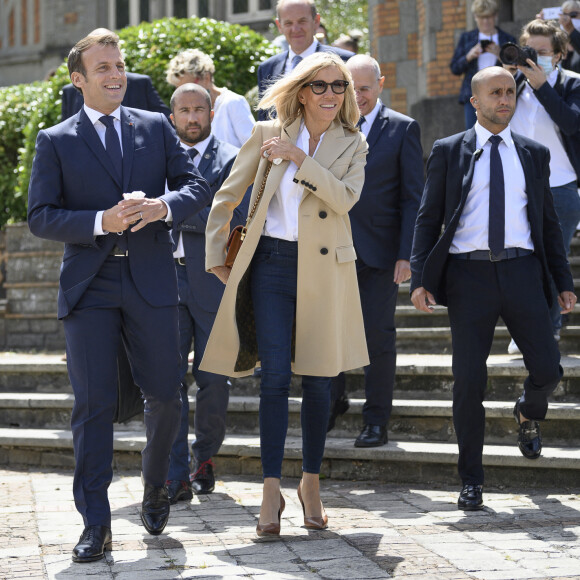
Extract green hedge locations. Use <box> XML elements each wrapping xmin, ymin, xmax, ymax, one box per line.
<box><xmin>0</xmin><ymin>17</ymin><xmax>277</xmax><ymax>229</ymax></box>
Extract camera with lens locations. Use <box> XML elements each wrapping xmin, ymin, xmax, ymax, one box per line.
<box><xmin>499</xmin><ymin>42</ymin><xmax>538</xmax><ymax>67</ymax></box>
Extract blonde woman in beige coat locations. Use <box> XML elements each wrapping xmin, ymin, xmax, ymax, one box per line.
<box><xmin>200</xmin><ymin>52</ymin><xmax>369</xmax><ymax>538</ymax></box>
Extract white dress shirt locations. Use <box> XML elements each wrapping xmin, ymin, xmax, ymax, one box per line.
<box><xmin>510</xmin><ymin>69</ymin><xmax>576</xmax><ymax>187</ymax></box>
<box><xmin>212</xmin><ymin>88</ymin><xmax>255</xmax><ymax>148</ymax></box>
<box><xmin>263</xmin><ymin>123</ymin><xmax>325</xmax><ymax>241</ymax></box>
<box><xmin>86</xmin><ymin>104</ymin><xmax>172</xmax><ymax>236</ymax></box>
<box><xmin>450</xmin><ymin>122</ymin><xmax>534</xmax><ymax>253</ymax></box>
<box><xmin>477</xmin><ymin>32</ymin><xmax>499</xmax><ymax>70</ymax></box>
<box><xmin>359</xmin><ymin>100</ymin><xmax>381</xmax><ymax>139</ymax></box>
<box><xmin>172</xmin><ymin>136</ymin><xmax>212</xmax><ymax>258</ymax></box>
<box><xmin>284</xmin><ymin>39</ymin><xmax>319</xmax><ymax>75</ymax></box>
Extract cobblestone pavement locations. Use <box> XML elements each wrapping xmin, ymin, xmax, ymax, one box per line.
<box><xmin>1</xmin><ymin>468</ymin><xmax>580</xmax><ymax>580</ymax></box>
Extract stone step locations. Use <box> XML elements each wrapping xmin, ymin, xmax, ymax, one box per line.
<box><xmin>1</xmin><ymin>427</ymin><xmax>578</xmax><ymax>487</ymax></box>
<box><xmin>395</xmin><ymin>326</ymin><xmax>580</xmax><ymax>354</ymax></box>
<box><xmin>2</xmin><ymin>352</ymin><xmax>580</xmax><ymax>401</ymax></box>
<box><xmin>2</xmin><ymin>393</ymin><xmax>580</xmax><ymax>447</ymax></box>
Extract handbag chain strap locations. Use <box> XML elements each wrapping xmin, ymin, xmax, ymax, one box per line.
<box><xmin>241</xmin><ymin>161</ymin><xmax>272</xmax><ymax>240</ymax></box>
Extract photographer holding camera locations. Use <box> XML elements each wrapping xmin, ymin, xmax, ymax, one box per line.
<box><xmin>507</xmin><ymin>18</ymin><xmax>580</xmax><ymax>353</ymax></box>
<box><xmin>450</xmin><ymin>0</ymin><xmax>516</xmax><ymax>129</ymax></box>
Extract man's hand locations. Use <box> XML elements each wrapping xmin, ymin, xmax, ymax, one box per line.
<box><xmin>103</xmin><ymin>198</ymin><xmax>169</xmax><ymax>234</ymax></box>
<box><xmin>210</xmin><ymin>265</ymin><xmax>232</xmax><ymax>284</ymax></box>
<box><xmin>559</xmin><ymin>291</ymin><xmax>578</xmax><ymax>314</ymax></box>
<box><xmin>411</xmin><ymin>286</ymin><xmax>436</xmax><ymax>313</ymax></box>
<box><xmin>517</xmin><ymin>59</ymin><xmax>548</xmax><ymax>90</ymax></box>
<box><xmin>394</xmin><ymin>260</ymin><xmax>411</xmax><ymax>284</ymax></box>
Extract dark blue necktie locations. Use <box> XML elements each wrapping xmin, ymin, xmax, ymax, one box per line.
<box><xmin>356</xmin><ymin>116</ymin><xmax>366</xmax><ymax>130</ymax></box>
<box><xmin>99</xmin><ymin>115</ymin><xmax>123</xmax><ymax>180</ymax></box>
<box><xmin>488</xmin><ymin>135</ymin><xmax>505</xmax><ymax>257</ymax></box>
<box><xmin>188</xmin><ymin>148</ymin><xmax>198</xmax><ymax>162</ymax></box>
<box><xmin>292</xmin><ymin>55</ymin><xmax>303</xmax><ymax>69</ymax></box>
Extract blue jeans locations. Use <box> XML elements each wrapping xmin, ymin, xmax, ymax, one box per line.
<box><xmin>549</xmin><ymin>181</ymin><xmax>580</xmax><ymax>332</ymax></box>
<box><xmin>250</xmin><ymin>236</ymin><xmax>331</xmax><ymax>479</ymax></box>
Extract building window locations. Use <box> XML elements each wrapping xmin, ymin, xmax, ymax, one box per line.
<box><xmin>259</xmin><ymin>0</ymin><xmax>272</xmax><ymax>10</ymax></box>
<box><xmin>140</xmin><ymin>0</ymin><xmax>150</xmax><ymax>22</ymax></box>
<box><xmin>233</xmin><ymin>0</ymin><xmax>249</xmax><ymax>13</ymax></box>
<box><xmin>173</xmin><ymin>0</ymin><xmax>188</xmax><ymax>18</ymax></box>
<box><xmin>116</xmin><ymin>0</ymin><xmax>130</xmax><ymax>29</ymax></box>
<box><xmin>199</xmin><ymin>0</ymin><xmax>209</xmax><ymax>17</ymax></box>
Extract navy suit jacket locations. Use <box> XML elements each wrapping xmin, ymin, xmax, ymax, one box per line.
<box><xmin>410</xmin><ymin>128</ymin><xmax>574</xmax><ymax>306</ymax></box>
<box><xmin>515</xmin><ymin>69</ymin><xmax>580</xmax><ymax>181</ymax></box>
<box><xmin>174</xmin><ymin>136</ymin><xmax>250</xmax><ymax>311</ymax></box>
<box><xmin>61</xmin><ymin>72</ymin><xmax>170</xmax><ymax>121</ymax></box>
<box><xmin>28</xmin><ymin>106</ymin><xmax>211</xmax><ymax>319</ymax></box>
<box><xmin>349</xmin><ymin>102</ymin><xmax>423</xmax><ymax>271</ymax></box>
<box><xmin>257</xmin><ymin>42</ymin><xmax>354</xmax><ymax>121</ymax></box>
<box><xmin>450</xmin><ymin>28</ymin><xmax>516</xmax><ymax>104</ymax></box>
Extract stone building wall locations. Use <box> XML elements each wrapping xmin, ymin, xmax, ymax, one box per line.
<box><xmin>369</xmin><ymin>0</ymin><xmax>547</xmax><ymax>154</ymax></box>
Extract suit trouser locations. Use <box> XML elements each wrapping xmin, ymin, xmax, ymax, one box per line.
<box><xmin>331</xmin><ymin>260</ymin><xmax>398</xmax><ymax>426</ymax></box>
<box><xmin>63</xmin><ymin>257</ymin><xmax>182</xmax><ymax>528</ymax></box>
<box><xmin>168</xmin><ymin>263</ymin><xmax>229</xmax><ymax>481</ymax></box>
<box><xmin>445</xmin><ymin>254</ymin><xmax>562</xmax><ymax>485</ymax></box>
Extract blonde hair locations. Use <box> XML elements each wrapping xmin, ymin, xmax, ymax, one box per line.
<box><xmin>166</xmin><ymin>49</ymin><xmax>215</xmax><ymax>87</ymax></box>
<box><xmin>472</xmin><ymin>0</ymin><xmax>498</xmax><ymax>16</ymax></box>
<box><xmin>562</xmin><ymin>1</ymin><xmax>580</xmax><ymax>13</ymax></box>
<box><xmin>258</xmin><ymin>52</ymin><xmax>359</xmax><ymax>132</ymax></box>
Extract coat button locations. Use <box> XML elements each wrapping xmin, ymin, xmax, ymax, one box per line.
<box><xmin>312</xmin><ymin>186</ymin><xmax>317</xmax><ymax>191</ymax></box>
<box><xmin>319</xmin><ymin>211</ymin><xmax>327</xmax><ymax>219</ymax></box>
<box><xmin>320</xmin><ymin>247</ymin><xmax>328</xmax><ymax>255</ymax></box>
<box><xmin>300</xmin><ymin>180</ymin><xmax>306</xmax><ymax>185</ymax></box>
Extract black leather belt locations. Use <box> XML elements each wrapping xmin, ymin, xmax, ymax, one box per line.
<box><xmin>109</xmin><ymin>246</ymin><xmax>128</xmax><ymax>256</ymax></box>
<box><xmin>450</xmin><ymin>248</ymin><xmax>533</xmax><ymax>262</ymax></box>
<box><xmin>175</xmin><ymin>257</ymin><xmax>186</xmax><ymax>266</ymax></box>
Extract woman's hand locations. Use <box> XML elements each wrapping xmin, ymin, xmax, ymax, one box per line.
<box><xmin>210</xmin><ymin>265</ymin><xmax>232</xmax><ymax>284</ymax></box>
<box><xmin>260</xmin><ymin>137</ymin><xmax>306</xmax><ymax>168</ymax></box>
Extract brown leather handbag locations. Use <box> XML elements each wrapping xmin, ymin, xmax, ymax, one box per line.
<box><xmin>225</xmin><ymin>161</ymin><xmax>273</xmax><ymax>267</ymax></box>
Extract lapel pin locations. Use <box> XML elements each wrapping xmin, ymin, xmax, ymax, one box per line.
<box><xmin>204</xmin><ymin>153</ymin><xmax>211</xmax><ymax>159</ymax></box>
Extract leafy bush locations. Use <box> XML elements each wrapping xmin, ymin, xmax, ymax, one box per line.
<box><xmin>1</xmin><ymin>17</ymin><xmax>277</xmax><ymax>229</ymax></box>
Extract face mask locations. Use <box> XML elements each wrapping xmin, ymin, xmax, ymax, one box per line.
<box><xmin>573</xmin><ymin>18</ymin><xmax>580</xmax><ymax>32</ymax></box>
<box><xmin>536</xmin><ymin>55</ymin><xmax>554</xmax><ymax>77</ymax></box>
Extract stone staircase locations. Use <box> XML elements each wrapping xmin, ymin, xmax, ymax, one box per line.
<box><xmin>0</xmin><ymin>224</ymin><xmax>579</xmax><ymax>487</ymax></box>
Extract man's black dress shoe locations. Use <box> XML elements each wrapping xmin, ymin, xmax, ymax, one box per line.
<box><xmin>190</xmin><ymin>459</ymin><xmax>215</xmax><ymax>494</ymax></box>
<box><xmin>140</xmin><ymin>484</ymin><xmax>170</xmax><ymax>535</ymax></box>
<box><xmin>457</xmin><ymin>484</ymin><xmax>484</xmax><ymax>511</ymax></box>
<box><xmin>166</xmin><ymin>479</ymin><xmax>193</xmax><ymax>504</ymax></box>
<box><xmin>513</xmin><ymin>400</ymin><xmax>542</xmax><ymax>459</ymax></box>
<box><xmin>72</xmin><ymin>525</ymin><xmax>112</xmax><ymax>563</ymax></box>
<box><xmin>327</xmin><ymin>394</ymin><xmax>350</xmax><ymax>432</ymax></box>
<box><xmin>354</xmin><ymin>424</ymin><xmax>388</xmax><ymax>447</ymax></box>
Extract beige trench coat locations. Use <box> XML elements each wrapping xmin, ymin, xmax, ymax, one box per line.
<box><xmin>199</xmin><ymin>118</ymin><xmax>370</xmax><ymax>378</ymax></box>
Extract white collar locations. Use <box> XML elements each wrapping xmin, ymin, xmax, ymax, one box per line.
<box><xmin>474</xmin><ymin>121</ymin><xmax>514</xmax><ymax>149</ymax></box>
<box><xmin>84</xmin><ymin>104</ymin><xmax>122</xmax><ymax>125</ymax></box>
<box><xmin>288</xmin><ymin>39</ymin><xmax>318</xmax><ymax>61</ymax></box>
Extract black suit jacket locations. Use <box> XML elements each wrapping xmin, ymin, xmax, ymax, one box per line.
<box><xmin>61</xmin><ymin>72</ymin><xmax>170</xmax><ymax>121</ymax></box>
<box><xmin>410</xmin><ymin>128</ymin><xmax>574</xmax><ymax>306</ymax></box>
<box><xmin>348</xmin><ymin>102</ymin><xmax>423</xmax><ymax>270</ymax></box>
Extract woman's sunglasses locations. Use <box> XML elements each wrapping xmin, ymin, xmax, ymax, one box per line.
<box><xmin>302</xmin><ymin>80</ymin><xmax>349</xmax><ymax>94</ymax></box>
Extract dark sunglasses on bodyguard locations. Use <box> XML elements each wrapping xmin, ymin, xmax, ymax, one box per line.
<box><xmin>564</xmin><ymin>11</ymin><xmax>579</xmax><ymax>18</ymax></box>
<box><xmin>302</xmin><ymin>80</ymin><xmax>349</xmax><ymax>94</ymax></box>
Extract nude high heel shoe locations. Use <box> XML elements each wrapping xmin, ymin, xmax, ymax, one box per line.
<box><xmin>297</xmin><ymin>481</ymin><xmax>328</xmax><ymax>529</ymax></box>
<box><xmin>256</xmin><ymin>493</ymin><xmax>285</xmax><ymax>537</ymax></box>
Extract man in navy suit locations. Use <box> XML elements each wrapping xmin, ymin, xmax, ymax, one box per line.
<box><xmin>28</xmin><ymin>31</ymin><xmax>211</xmax><ymax>562</ymax></box>
<box><xmin>165</xmin><ymin>83</ymin><xmax>249</xmax><ymax>502</ymax></box>
<box><xmin>257</xmin><ymin>0</ymin><xmax>353</xmax><ymax>120</ymax></box>
<box><xmin>61</xmin><ymin>30</ymin><xmax>169</xmax><ymax>121</ymax></box>
<box><xmin>410</xmin><ymin>67</ymin><xmax>576</xmax><ymax>510</ymax></box>
<box><xmin>328</xmin><ymin>55</ymin><xmax>423</xmax><ymax>447</ymax></box>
